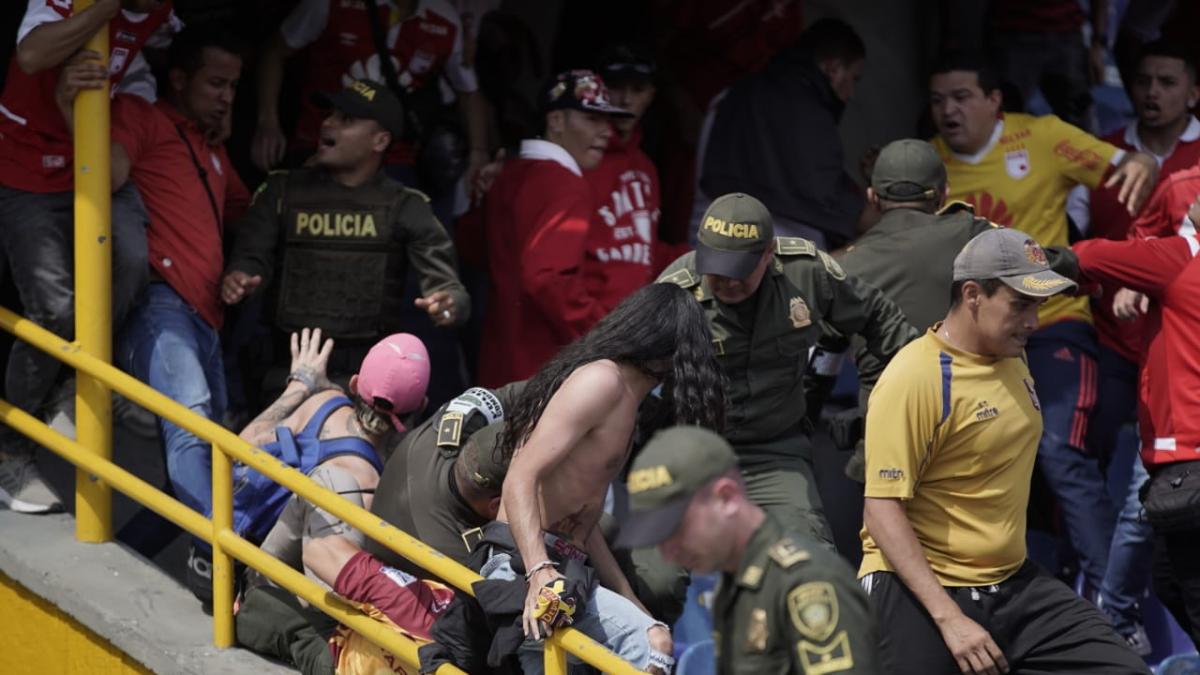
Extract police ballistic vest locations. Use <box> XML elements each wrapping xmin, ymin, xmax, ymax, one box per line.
<box><xmin>275</xmin><ymin>169</ymin><xmax>420</xmax><ymax>340</ymax></box>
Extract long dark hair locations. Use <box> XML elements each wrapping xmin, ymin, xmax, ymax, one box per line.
<box><xmin>497</xmin><ymin>283</ymin><xmax>725</xmax><ymax>460</ymax></box>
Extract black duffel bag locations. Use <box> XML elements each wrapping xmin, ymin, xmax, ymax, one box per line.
<box><xmin>1141</xmin><ymin>460</ymin><xmax>1200</xmax><ymax>532</ymax></box>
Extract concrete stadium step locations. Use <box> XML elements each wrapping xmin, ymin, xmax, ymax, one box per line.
<box><xmin>0</xmin><ymin>509</ymin><xmax>295</xmax><ymax>674</ymax></box>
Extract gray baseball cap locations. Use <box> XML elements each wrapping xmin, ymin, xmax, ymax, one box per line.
<box><xmin>871</xmin><ymin>139</ymin><xmax>947</xmax><ymax>202</ymax></box>
<box><xmin>953</xmin><ymin>228</ymin><xmax>1077</xmax><ymax>297</ymax></box>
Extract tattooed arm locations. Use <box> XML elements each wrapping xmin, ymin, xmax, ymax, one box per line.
<box><xmin>238</xmin><ymin>328</ymin><xmax>338</xmax><ymax>447</ymax></box>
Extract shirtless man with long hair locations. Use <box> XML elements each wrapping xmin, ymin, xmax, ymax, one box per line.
<box><xmin>482</xmin><ymin>282</ymin><xmax>724</xmax><ymax>673</ymax></box>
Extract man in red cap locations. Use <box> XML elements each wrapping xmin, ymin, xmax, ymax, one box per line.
<box><xmin>478</xmin><ymin>69</ymin><xmax>632</xmax><ymax>387</ymax></box>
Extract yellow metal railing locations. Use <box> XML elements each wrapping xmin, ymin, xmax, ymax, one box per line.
<box><xmin>0</xmin><ymin>303</ymin><xmax>643</xmax><ymax>674</ymax></box>
<box><xmin>18</xmin><ymin>4</ymin><xmax>645</xmax><ymax>672</ymax></box>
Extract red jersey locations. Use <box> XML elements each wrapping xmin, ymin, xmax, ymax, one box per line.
<box><xmin>0</xmin><ymin>0</ymin><xmax>178</xmax><ymax>193</ymax></box>
<box><xmin>280</xmin><ymin>0</ymin><xmax>477</xmax><ymax>166</ymax></box>
<box><xmin>1074</xmin><ymin>234</ymin><xmax>1200</xmax><ymax>467</ymax></box>
<box><xmin>111</xmin><ymin>96</ymin><xmax>250</xmax><ymax>329</ymax></box>
<box><xmin>1083</xmin><ymin>120</ymin><xmax>1200</xmax><ymax>363</ymax></box>
<box><xmin>478</xmin><ymin>140</ymin><xmax>608</xmax><ymax>387</ymax></box>
<box><xmin>582</xmin><ymin>127</ymin><xmax>665</xmax><ymax>313</ymax></box>
<box><xmin>1131</xmin><ymin>164</ymin><xmax>1200</xmax><ymax>240</ymax></box>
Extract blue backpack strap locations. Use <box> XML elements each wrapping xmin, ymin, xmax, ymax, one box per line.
<box><xmin>299</xmin><ymin>394</ymin><xmax>353</xmax><ymax>438</ymax></box>
<box><xmin>316</xmin><ymin>437</ymin><xmax>384</xmax><ymax>474</ymax></box>
<box><xmin>273</xmin><ymin>426</ymin><xmax>301</xmax><ymax>467</ymax></box>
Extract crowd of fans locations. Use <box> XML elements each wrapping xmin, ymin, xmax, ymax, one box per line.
<box><xmin>4</xmin><ymin>0</ymin><xmax>1200</xmax><ymax>673</ymax></box>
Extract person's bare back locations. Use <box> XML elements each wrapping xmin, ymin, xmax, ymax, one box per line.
<box><xmin>498</xmin><ymin>359</ymin><xmax>653</xmax><ymax>548</ymax></box>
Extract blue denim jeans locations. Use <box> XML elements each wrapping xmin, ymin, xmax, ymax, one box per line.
<box><xmin>1025</xmin><ymin>321</ymin><xmax>1115</xmax><ymax>593</ymax></box>
<box><xmin>119</xmin><ymin>283</ymin><xmax>226</xmax><ymax>514</ymax></box>
<box><xmin>481</xmin><ymin>551</ymin><xmax>667</xmax><ymax>673</ymax></box>
<box><xmin>1091</xmin><ymin>344</ymin><xmax>1152</xmax><ymax>635</ymax></box>
<box><xmin>0</xmin><ymin>184</ymin><xmax>149</xmax><ymax>455</ymax></box>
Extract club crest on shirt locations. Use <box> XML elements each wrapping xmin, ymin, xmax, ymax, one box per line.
<box><xmin>1004</xmin><ymin>149</ymin><xmax>1030</xmax><ymax>179</ymax></box>
<box><xmin>1023</xmin><ymin>379</ymin><xmax>1041</xmax><ymax>411</ymax></box>
<box><xmin>790</xmin><ymin>297</ymin><xmax>812</xmax><ymax>328</ymax></box>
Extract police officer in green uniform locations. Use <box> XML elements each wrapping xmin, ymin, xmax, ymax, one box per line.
<box><xmin>657</xmin><ymin>193</ymin><xmax>915</xmax><ymax>544</ymax></box>
<box><xmin>839</xmin><ymin>139</ymin><xmax>995</xmax><ymax>333</ymax></box>
<box><xmin>835</xmin><ymin>139</ymin><xmax>1075</xmax><ymax>481</ymax></box>
<box><xmin>618</xmin><ymin>426</ymin><xmax>880</xmax><ymax>674</ymax></box>
<box><xmin>367</xmin><ymin>383</ymin><xmax>523</xmax><ymax>581</ymax></box>
<box><xmin>221</xmin><ymin>79</ymin><xmax>469</xmax><ymax>390</ymax></box>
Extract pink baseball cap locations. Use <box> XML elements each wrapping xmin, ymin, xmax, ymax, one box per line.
<box><xmin>355</xmin><ymin>333</ymin><xmax>430</xmax><ymax>432</ymax></box>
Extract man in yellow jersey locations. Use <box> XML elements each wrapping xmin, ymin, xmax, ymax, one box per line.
<box><xmin>859</xmin><ymin>228</ymin><xmax>1149</xmax><ymax>675</ymax></box>
<box><xmin>928</xmin><ymin>54</ymin><xmax>1158</xmax><ymax>598</ymax></box>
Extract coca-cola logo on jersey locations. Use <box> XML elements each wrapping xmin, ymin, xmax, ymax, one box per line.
<box><xmin>594</xmin><ymin>169</ymin><xmax>659</xmax><ymax>266</ymax></box>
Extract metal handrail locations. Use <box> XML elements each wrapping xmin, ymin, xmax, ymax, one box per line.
<box><xmin>55</xmin><ymin>4</ymin><xmax>641</xmax><ymax>669</ymax></box>
<box><xmin>0</xmin><ymin>305</ymin><xmax>642</xmax><ymax>674</ymax></box>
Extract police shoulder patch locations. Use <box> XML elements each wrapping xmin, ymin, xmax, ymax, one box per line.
<box><xmin>768</xmin><ymin>538</ymin><xmax>810</xmax><ymax>568</ymax></box>
<box><xmin>818</xmin><ymin>251</ymin><xmax>846</xmax><ymax>280</ymax></box>
<box><xmin>788</xmin><ymin>582</ymin><xmax>838</xmax><ymax>642</ymax></box>
<box><xmin>796</xmin><ymin>630</ymin><xmax>854</xmax><ymax>675</ymax></box>
<box><xmin>436</xmin><ymin>411</ymin><xmax>466</xmax><ymax>448</ymax></box>
<box><xmin>740</xmin><ymin>565</ymin><xmax>764</xmax><ymax>588</ymax></box>
<box><xmin>936</xmin><ymin>200</ymin><xmax>975</xmax><ymax>216</ymax></box>
<box><xmin>776</xmin><ymin>236</ymin><xmax>817</xmax><ymax>257</ymax></box>
<box><xmin>403</xmin><ymin>186</ymin><xmax>433</xmax><ymax>203</ymax></box>
<box><xmin>660</xmin><ymin>266</ymin><xmax>699</xmax><ymax>288</ymax></box>
<box><xmin>251</xmin><ymin>171</ymin><xmax>287</xmax><ymax>206</ymax></box>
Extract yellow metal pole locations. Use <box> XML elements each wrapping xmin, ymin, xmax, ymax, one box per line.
<box><xmin>0</xmin><ymin>307</ymin><xmax>649</xmax><ymax>672</ymax></box>
<box><xmin>0</xmin><ymin>399</ymin><xmax>211</xmax><ymax>541</ymax></box>
<box><xmin>216</xmin><ymin>532</ymin><xmax>467</xmax><ymax>674</ymax></box>
<box><xmin>544</xmin><ymin>638</ymin><xmax>569</xmax><ymax>675</ymax></box>
<box><xmin>72</xmin><ymin>0</ymin><xmax>113</xmax><ymax>543</ymax></box>
<box><xmin>211</xmin><ymin>443</ymin><xmax>234</xmax><ymax>647</ymax></box>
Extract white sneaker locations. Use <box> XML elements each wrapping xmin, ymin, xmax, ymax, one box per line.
<box><xmin>1124</xmin><ymin>623</ymin><xmax>1153</xmax><ymax>657</ymax></box>
<box><xmin>0</xmin><ymin>453</ymin><xmax>63</xmax><ymax>514</ymax></box>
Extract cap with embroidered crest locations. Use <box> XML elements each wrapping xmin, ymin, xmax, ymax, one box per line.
<box><xmin>615</xmin><ymin>426</ymin><xmax>737</xmax><ymax>549</ymax></box>
<box><xmin>695</xmin><ymin>193</ymin><xmax>776</xmax><ymax>279</ymax></box>
<box><xmin>542</xmin><ymin>69</ymin><xmax>633</xmax><ymax>117</ymax></box>
<box><xmin>953</xmin><ymin>228</ymin><xmax>1077</xmax><ymax>298</ymax></box>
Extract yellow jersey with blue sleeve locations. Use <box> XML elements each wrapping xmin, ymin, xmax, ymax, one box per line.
<box><xmin>858</xmin><ymin>326</ymin><xmax>1043</xmax><ymax>587</ymax></box>
<box><xmin>931</xmin><ymin>113</ymin><xmax>1120</xmax><ymax>326</ymax></box>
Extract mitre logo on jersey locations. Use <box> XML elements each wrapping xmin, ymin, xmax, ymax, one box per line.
<box><xmin>1004</xmin><ymin>149</ymin><xmax>1030</xmax><ymax>179</ymax></box>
